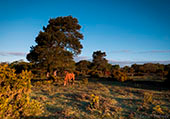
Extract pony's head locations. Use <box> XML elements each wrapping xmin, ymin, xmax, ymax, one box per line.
<box><xmin>64</xmin><ymin>71</ymin><xmax>68</xmax><ymax>74</ymax></box>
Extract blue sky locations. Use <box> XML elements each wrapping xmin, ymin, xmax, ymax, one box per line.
<box><xmin>0</xmin><ymin>0</ymin><xmax>170</xmax><ymax>66</ymax></box>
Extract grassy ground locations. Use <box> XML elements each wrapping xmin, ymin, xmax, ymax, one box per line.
<box><xmin>27</xmin><ymin>78</ymin><xmax>170</xmax><ymax>119</ymax></box>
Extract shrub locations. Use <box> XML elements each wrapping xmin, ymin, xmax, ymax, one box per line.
<box><xmin>90</xmin><ymin>94</ymin><xmax>99</xmax><ymax>109</ymax></box>
<box><xmin>153</xmin><ymin>105</ymin><xmax>164</xmax><ymax>114</ymax></box>
<box><xmin>82</xmin><ymin>78</ymin><xmax>88</xmax><ymax>85</ymax></box>
<box><xmin>0</xmin><ymin>64</ymin><xmax>43</xmax><ymax>119</ymax></box>
<box><xmin>143</xmin><ymin>92</ymin><xmax>153</xmax><ymax>104</ymax></box>
<box><xmin>111</xmin><ymin>70</ymin><xmax>128</xmax><ymax>82</ymax></box>
<box><xmin>165</xmin><ymin>71</ymin><xmax>170</xmax><ymax>82</ymax></box>
<box><xmin>89</xmin><ymin>70</ymin><xmax>103</xmax><ymax>78</ymax></box>
<box><xmin>74</xmin><ymin>70</ymin><xmax>81</xmax><ymax>76</ymax></box>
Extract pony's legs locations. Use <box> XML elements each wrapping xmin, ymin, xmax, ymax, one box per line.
<box><xmin>64</xmin><ymin>78</ymin><xmax>67</xmax><ymax>86</ymax></box>
<box><xmin>72</xmin><ymin>76</ymin><xmax>75</xmax><ymax>85</ymax></box>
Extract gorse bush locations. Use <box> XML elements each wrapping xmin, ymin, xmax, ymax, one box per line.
<box><xmin>0</xmin><ymin>64</ymin><xmax>43</xmax><ymax>119</ymax></box>
<box><xmin>89</xmin><ymin>70</ymin><xmax>103</xmax><ymax>78</ymax></box>
<box><xmin>90</xmin><ymin>94</ymin><xmax>99</xmax><ymax>109</ymax></box>
<box><xmin>111</xmin><ymin>70</ymin><xmax>128</xmax><ymax>82</ymax></box>
<box><xmin>153</xmin><ymin>105</ymin><xmax>164</xmax><ymax>114</ymax></box>
<box><xmin>143</xmin><ymin>92</ymin><xmax>153</xmax><ymax>104</ymax></box>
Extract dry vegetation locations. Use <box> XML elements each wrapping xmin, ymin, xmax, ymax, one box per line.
<box><xmin>1</xmin><ymin>64</ymin><xmax>169</xmax><ymax>119</ymax></box>
<box><xmin>27</xmin><ymin>78</ymin><xmax>170</xmax><ymax>119</ymax></box>
<box><xmin>0</xmin><ymin>65</ymin><xmax>43</xmax><ymax>119</ymax></box>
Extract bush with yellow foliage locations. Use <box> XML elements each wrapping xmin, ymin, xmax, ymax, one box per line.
<box><xmin>0</xmin><ymin>64</ymin><xmax>43</xmax><ymax>119</ymax></box>
<box><xmin>111</xmin><ymin>70</ymin><xmax>128</xmax><ymax>82</ymax></box>
<box><xmin>90</xmin><ymin>94</ymin><xmax>99</xmax><ymax>109</ymax></box>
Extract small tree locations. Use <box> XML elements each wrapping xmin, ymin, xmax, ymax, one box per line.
<box><xmin>27</xmin><ymin>16</ymin><xmax>83</xmax><ymax>75</ymax></box>
<box><xmin>92</xmin><ymin>50</ymin><xmax>108</xmax><ymax>71</ymax></box>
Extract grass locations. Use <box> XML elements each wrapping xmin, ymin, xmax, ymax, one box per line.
<box><xmin>27</xmin><ymin>77</ymin><xmax>170</xmax><ymax>119</ymax></box>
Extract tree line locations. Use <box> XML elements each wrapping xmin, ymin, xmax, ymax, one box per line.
<box><xmin>1</xmin><ymin>51</ymin><xmax>170</xmax><ymax>82</ymax></box>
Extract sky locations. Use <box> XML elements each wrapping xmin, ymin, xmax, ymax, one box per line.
<box><xmin>0</xmin><ymin>0</ymin><xmax>170</xmax><ymax>66</ymax></box>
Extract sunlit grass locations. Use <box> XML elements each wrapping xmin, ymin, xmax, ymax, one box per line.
<box><xmin>29</xmin><ymin>78</ymin><xmax>170</xmax><ymax>119</ymax></box>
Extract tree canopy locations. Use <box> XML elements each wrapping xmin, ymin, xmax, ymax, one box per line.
<box><xmin>27</xmin><ymin>16</ymin><xmax>83</xmax><ymax>73</ymax></box>
<box><xmin>92</xmin><ymin>50</ymin><xmax>108</xmax><ymax>71</ymax></box>
<box><xmin>76</xmin><ymin>60</ymin><xmax>92</xmax><ymax>74</ymax></box>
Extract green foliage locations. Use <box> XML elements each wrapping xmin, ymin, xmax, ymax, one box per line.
<box><xmin>92</xmin><ymin>50</ymin><xmax>108</xmax><ymax>71</ymax></box>
<box><xmin>89</xmin><ymin>70</ymin><xmax>103</xmax><ymax>78</ymax></box>
<box><xmin>9</xmin><ymin>60</ymin><xmax>33</xmax><ymax>74</ymax></box>
<box><xmin>0</xmin><ymin>64</ymin><xmax>43</xmax><ymax>118</ymax></box>
<box><xmin>131</xmin><ymin>63</ymin><xmax>169</xmax><ymax>76</ymax></box>
<box><xmin>111</xmin><ymin>70</ymin><xmax>128</xmax><ymax>82</ymax></box>
<box><xmin>111</xmin><ymin>65</ymin><xmax>120</xmax><ymax>70</ymax></box>
<box><xmin>76</xmin><ymin>60</ymin><xmax>91</xmax><ymax>75</ymax></box>
<box><xmin>27</xmin><ymin>16</ymin><xmax>83</xmax><ymax>74</ymax></box>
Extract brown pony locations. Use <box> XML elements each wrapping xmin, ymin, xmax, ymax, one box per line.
<box><xmin>64</xmin><ymin>71</ymin><xmax>75</xmax><ymax>86</ymax></box>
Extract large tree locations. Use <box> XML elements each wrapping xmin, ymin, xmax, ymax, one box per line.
<box><xmin>27</xmin><ymin>16</ymin><xmax>83</xmax><ymax>74</ymax></box>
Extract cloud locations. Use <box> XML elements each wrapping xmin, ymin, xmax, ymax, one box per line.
<box><xmin>109</xmin><ymin>50</ymin><xmax>131</xmax><ymax>54</ymax></box>
<box><xmin>0</xmin><ymin>51</ymin><xmax>27</xmax><ymax>56</ymax></box>
<box><xmin>138</xmin><ymin>50</ymin><xmax>170</xmax><ymax>54</ymax></box>
<box><xmin>109</xmin><ymin>60</ymin><xmax>170</xmax><ymax>67</ymax></box>
<box><xmin>74</xmin><ymin>56</ymin><xmax>170</xmax><ymax>67</ymax></box>
<box><xmin>74</xmin><ymin>56</ymin><xmax>91</xmax><ymax>62</ymax></box>
<box><xmin>109</xmin><ymin>50</ymin><xmax>170</xmax><ymax>54</ymax></box>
